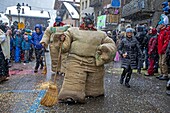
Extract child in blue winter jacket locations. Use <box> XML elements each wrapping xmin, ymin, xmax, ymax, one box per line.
<box><xmin>22</xmin><ymin>35</ymin><xmax>31</xmax><ymax>63</ymax></box>
<box><xmin>31</xmin><ymin>24</ymin><xmax>44</xmax><ymax>73</ymax></box>
<box><xmin>13</xmin><ymin>30</ymin><xmax>23</xmax><ymax>63</ymax></box>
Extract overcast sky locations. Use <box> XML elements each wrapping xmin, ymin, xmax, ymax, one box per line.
<box><xmin>0</xmin><ymin>0</ymin><xmax>55</xmax><ymax>12</ymax></box>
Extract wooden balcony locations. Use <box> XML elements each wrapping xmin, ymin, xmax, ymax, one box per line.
<box><xmin>122</xmin><ymin>0</ymin><xmax>154</xmax><ymax>18</ymax></box>
<box><xmin>90</xmin><ymin>0</ymin><xmax>102</xmax><ymax>7</ymax></box>
<box><xmin>106</xmin><ymin>14</ymin><xmax>119</xmax><ymax>23</ymax></box>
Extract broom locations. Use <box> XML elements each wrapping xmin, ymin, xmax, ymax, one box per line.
<box><xmin>41</xmin><ymin>47</ymin><xmax>47</xmax><ymax>75</ymax></box>
<box><xmin>40</xmin><ymin>41</ymin><xmax>63</xmax><ymax>107</ymax></box>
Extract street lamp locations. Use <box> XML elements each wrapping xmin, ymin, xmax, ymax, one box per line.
<box><xmin>16</xmin><ymin>3</ymin><xmax>21</xmax><ymax>24</ymax></box>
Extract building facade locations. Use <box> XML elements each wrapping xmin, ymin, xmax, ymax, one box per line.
<box><xmin>80</xmin><ymin>0</ymin><xmax>94</xmax><ymax>23</ymax></box>
<box><xmin>90</xmin><ymin>0</ymin><xmax>121</xmax><ymax>30</ymax></box>
<box><xmin>54</xmin><ymin>0</ymin><xmax>80</xmax><ymax>27</ymax></box>
<box><xmin>5</xmin><ymin>4</ymin><xmax>50</xmax><ymax>30</ymax></box>
<box><xmin>122</xmin><ymin>0</ymin><xmax>165</xmax><ymax>27</ymax></box>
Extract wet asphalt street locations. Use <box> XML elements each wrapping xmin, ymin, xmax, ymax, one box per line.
<box><xmin>0</xmin><ymin>52</ymin><xmax>170</xmax><ymax>113</ymax></box>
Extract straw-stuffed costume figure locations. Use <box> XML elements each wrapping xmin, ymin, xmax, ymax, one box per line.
<box><xmin>58</xmin><ymin>13</ymin><xmax>117</xmax><ymax>103</ymax></box>
<box><xmin>40</xmin><ymin>16</ymin><xmax>70</xmax><ymax>74</ymax></box>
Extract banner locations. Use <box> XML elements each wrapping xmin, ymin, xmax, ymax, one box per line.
<box><xmin>97</xmin><ymin>15</ymin><xmax>106</xmax><ymax>29</ymax></box>
<box><xmin>111</xmin><ymin>0</ymin><xmax>121</xmax><ymax>8</ymax></box>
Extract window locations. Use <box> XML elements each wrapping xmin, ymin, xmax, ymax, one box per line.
<box><xmin>82</xmin><ymin>2</ymin><xmax>84</xmax><ymax>10</ymax></box>
<box><xmin>89</xmin><ymin>0</ymin><xmax>91</xmax><ymax>6</ymax></box>
<box><xmin>66</xmin><ymin>13</ymin><xmax>69</xmax><ymax>19</ymax></box>
<box><xmin>85</xmin><ymin>1</ymin><xmax>87</xmax><ymax>9</ymax></box>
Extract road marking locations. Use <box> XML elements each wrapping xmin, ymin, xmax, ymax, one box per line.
<box><xmin>0</xmin><ymin>90</ymin><xmax>41</xmax><ymax>93</ymax></box>
<box><xmin>27</xmin><ymin>90</ymin><xmax>46</xmax><ymax>113</ymax></box>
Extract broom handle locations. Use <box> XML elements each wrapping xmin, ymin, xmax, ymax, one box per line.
<box><xmin>53</xmin><ymin>41</ymin><xmax>63</xmax><ymax>84</ymax></box>
<box><xmin>43</xmin><ymin>47</ymin><xmax>47</xmax><ymax>68</ymax></box>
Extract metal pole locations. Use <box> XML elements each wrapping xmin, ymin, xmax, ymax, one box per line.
<box><xmin>18</xmin><ymin>10</ymin><xmax>20</xmax><ymax>23</ymax></box>
<box><xmin>19</xmin><ymin>12</ymin><xmax>20</xmax><ymax>23</ymax></box>
<box><xmin>9</xmin><ymin>10</ymin><xmax>11</xmax><ymax>27</ymax></box>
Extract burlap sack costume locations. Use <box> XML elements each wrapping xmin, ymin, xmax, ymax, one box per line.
<box><xmin>40</xmin><ymin>25</ymin><xmax>70</xmax><ymax>73</ymax></box>
<box><xmin>58</xmin><ymin>27</ymin><xmax>116</xmax><ymax>103</ymax></box>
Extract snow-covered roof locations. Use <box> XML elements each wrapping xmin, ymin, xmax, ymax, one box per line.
<box><xmin>0</xmin><ymin>13</ymin><xmax>9</xmax><ymax>23</ymax></box>
<box><xmin>59</xmin><ymin>0</ymin><xmax>80</xmax><ymax>2</ymax></box>
<box><xmin>63</xmin><ymin>2</ymin><xmax>79</xmax><ymax>19</ymax></box>
<box><xmin>5</xmin><ymin>6</ymin><xmax>50</xmax><ymax>19</ymax></box>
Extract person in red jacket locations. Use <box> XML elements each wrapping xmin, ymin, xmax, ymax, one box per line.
<box><xmin>156</xmin><ymin>19</ymin><xmax>169</xmax><ymax>80</ymax></box>
<box><xmin>144</xmin><ymin>28</ymin><xmax>158</xmax><ymax>76</ymax></box>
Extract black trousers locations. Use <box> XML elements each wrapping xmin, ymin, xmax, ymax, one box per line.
<box><xmin>0</xmin><ymin>47</ymin><xmax>9</xmax><ymax>77</ymax></box>
<box><xmin>121</xmin><ymin>65</ymin><xmax>132</xmax><ymax>83</ymax></box>
<box><xmin>35</xmin><ymin>49</ymin><xmax>44</xmax><ymax>70</ymax></box>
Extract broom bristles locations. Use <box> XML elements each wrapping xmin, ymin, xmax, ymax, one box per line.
<box><xmin>40</xmin><ymin>84</ymin><xmax>58</xmax><ymax>107</ymax></box>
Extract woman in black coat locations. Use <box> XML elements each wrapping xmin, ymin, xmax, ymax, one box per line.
<box><xmin>118</xmin><ymin>28</ymin><xmax>142</xmax><ymax>88</ymax></box>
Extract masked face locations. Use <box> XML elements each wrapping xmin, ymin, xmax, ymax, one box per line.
<box><xmin>84</xmin><ymin>18</ymin><xmax>92</xmax><ymax>26</ymax></box>
<box><xmin>56</xmin><ymin>22</ymin><xmax>60</xmax><ymax>26</ymax></box>
<box><xmin>83</xmin><ymin>13</ymin><xmax>94</xmax><ymax>28</ymax></box>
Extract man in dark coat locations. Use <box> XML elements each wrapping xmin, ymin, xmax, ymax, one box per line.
<box><xmin>135</xmin><ymin>26</ymin><xmax>147</xmax><ymax>74</ymax></box>
<box><xmin>118</xmin><ymin>28</ymin><xmax>142</xmax><ymax>88</ymax></box>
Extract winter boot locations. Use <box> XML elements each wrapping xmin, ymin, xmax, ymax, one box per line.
<box><xmin>120</xmin><ymin>74</ymin><xmax>125</xmax><ymax>84</ymax></box>
<box><xmin>137</xmin><ymin>69</ymin><xmax>141</xmax><ymax>75</ymax></box>
<box><xmin>34</xmin><ymin>69</ymin><xmax>38</xmax><ymax>73</ymax></box>
<box><xmin>40</xmin><ymin>65</ymin><xmax>44</xmax><ymax>70</ymax></box>
<box><xmin>34</xmin><ymin>65</ymin><xmax>39</xmax><ymax>73</ymax></box>
<box><xmin>125</xmin><ymin>74</ymin><xmax>131</xmax><ymax>88</ymax></box>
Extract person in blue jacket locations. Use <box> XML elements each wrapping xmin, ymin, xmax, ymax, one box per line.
<box><xmin>13</xmin><ymin>30</ymin><xmax>23</xmax><ymax>63</ymax></box>
<box><xmin>22</xmin><ymin>35</ymin><xmax>31</xmax><ymax>63</ymax></box>
<box><xmin>31</xmin><ymin>24</ymin><xmax>44</xmax><ymax>73</ymax></box>
<box><xmin>25</xmin><ymin>29</ymin><xmax>33</xmax><ymax>61</ymax></box>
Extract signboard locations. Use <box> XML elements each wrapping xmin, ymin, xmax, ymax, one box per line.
<box><xmin>111</xmin><ymin>0</ymin><xmax>121</xmax><ymax>8</ymax></box>
<box><xmin>18</xmin><ymin>22</ymin><xmax>25</xmax><ymax>29</ymax></box>
<box><xmin>97</xmin><ymin>15</ymin><xmax>106</xmax><ymax>29</ymax></box>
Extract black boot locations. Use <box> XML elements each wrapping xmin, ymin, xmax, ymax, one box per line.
<box><xmin>137</xmin><ymin>69</ymin><xmax>141</xmax><ymax>75</ymax></box>
<box><xmin>120</xmin><ymin>75</ymin><xmax>125</xmax><ymax>84</ymax></box>
<box><xmin>40</xmin><ymin>65</ymin><xmax>44</xmax><ymax>70</ymax></box>
<box><xmin>120</xmin><ymin>69</ymin><xmax>127</xmax><ymax>84</ymax></box>
<box><xmin>125</xmin><ymin>72</ymin><xmax>131</xmax><ymax>88</ymax></box>
<box><xmin>34</xmin><ymin>68</ymin><xmax>38</xmax><ymax>73</ymax></box>
<box><xmin>125</xmin><ymin>82</ymin><xmax>130</xmax><ymax>88</ymax></box>
<box><xmin>34</xmin><ymin>65</ymin><xmax>39</xmax><ymax>73</ymax></box>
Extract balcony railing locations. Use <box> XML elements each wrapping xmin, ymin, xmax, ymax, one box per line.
<box><xmin>106</xmin><ymin>14</ymin><xmax>119</xmax><ymax>23</ymax></box>
<box><xmin>90</xmin><ymin>0</ymin><xmax>102</xmax><ymax>7</ymax></box>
